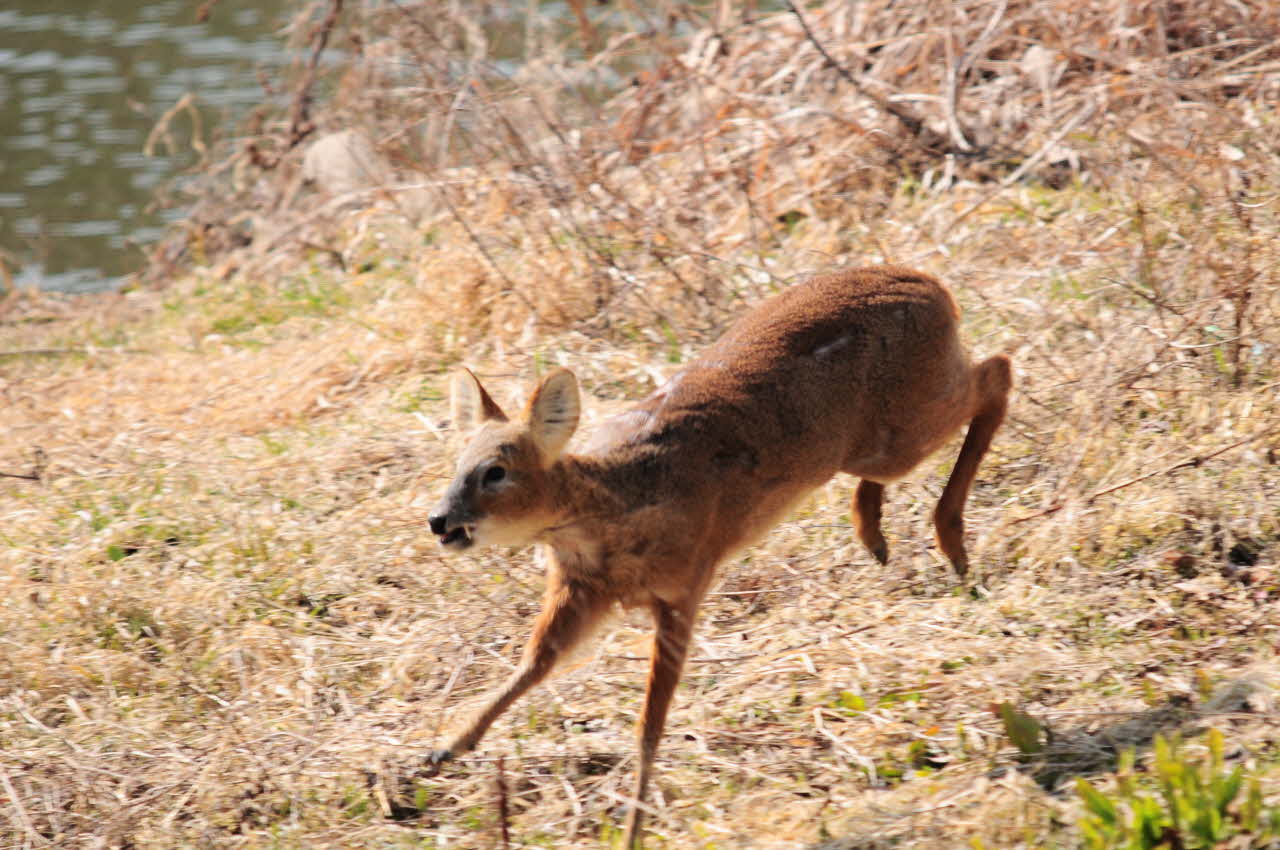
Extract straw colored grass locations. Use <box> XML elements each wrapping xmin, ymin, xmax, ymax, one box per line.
<box><xmin>4</xmin><ymin>1</ymin><xmax>1280</xmax><ymax>847</ymax></box>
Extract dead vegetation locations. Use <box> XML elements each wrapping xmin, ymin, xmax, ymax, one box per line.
<box><xmin>2</xmin><ymin>0</ymin><xmax>1279</xmax><ymax>847</ymax></box>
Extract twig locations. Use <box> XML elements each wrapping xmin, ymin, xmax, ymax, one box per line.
<box><xmin>143</xmin><ymin>92</ymin><xmax>207</xmax><ymax>161</ymax></box>
<box><xmin>496</xmin><ymin>755</ymin><xmax>511</xmax><ymax>849</ymax></box>
<box><xmin>1012</xmin><ymin>426</ymin><xmax>1278</xmax><ymax>524</ymax></box>
<box><xmin>784</xmin><ymin>1</ymin><xmax>953</xmax><ymax>153</ymax></box>
<box><xmin>1</xmin><ymin>447</ymin><xmax>45</xmax><ymax>483</ymax></box>
<box><xmin>290</xmin><ymin>0</ymin><xmax>343</xmax><ymax>150</ymax></box>
<box><xmin>944</xmin><ymin>0</ymin><xmax>1007</xmax><ymax>151</ymax></box>
<box><xmin>246</xmin><ymin>0</ymin><xmax>342</xmax><ymax>169</ymax></box>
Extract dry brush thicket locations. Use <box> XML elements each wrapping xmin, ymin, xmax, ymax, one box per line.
<box><xmin>2</xmin><ymin>1</ymin><xmax>1279</xmax><ymax>847</ymax></box>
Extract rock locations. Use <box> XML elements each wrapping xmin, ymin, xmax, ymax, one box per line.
<box><xmin>301</xmin><ymin>129</ymin><xmax>391</xmax><ymax>198</ymax></box>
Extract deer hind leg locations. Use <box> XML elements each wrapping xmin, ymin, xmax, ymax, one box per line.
<box><xmin>852</xmin><ymin>479</ymin><xmax>889</xmax><ymax>564</ymax></box>
<box><xmin>623</xmin><ymin>598</ymin><xmax>698</xmax><ymax>849</ymax></box>
<box><xmin>427</xmin><ymin>577</ymin><xmax>609</xmax><ymax>770</ymax></box>
<box><xmin>934</xmin><ymin>354</ymin><xmax>1012</xmax><ymax>577</ymax></box>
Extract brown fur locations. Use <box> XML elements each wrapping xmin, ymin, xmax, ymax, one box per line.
<box><xmin>427</xmin><ymin>266</ymin><xmax>1012</xmax><ymax>847</ymax></box>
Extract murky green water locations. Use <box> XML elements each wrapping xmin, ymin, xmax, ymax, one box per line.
<box><xmin>0</xmin><ymin>0</ymin><xmax>292</xmax><ymax>292</ymax></box>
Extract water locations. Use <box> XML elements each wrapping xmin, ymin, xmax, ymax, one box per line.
<box><xmin>0</xmin><ymin>0</ymin><xmax>292</xmax><ymax>292</ymax></box>
<box><xmin>0</xmin><ymin>1</ymin><xmax>708</xmax><ymax>294</ymax></box>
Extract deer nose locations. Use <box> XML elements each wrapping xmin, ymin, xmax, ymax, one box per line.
<box><xmin>428</xmin><ymin>514</ymin><xmax>448</xmax><ymax>535</ymax></box>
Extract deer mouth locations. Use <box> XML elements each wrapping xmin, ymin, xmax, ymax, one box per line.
<box><xmin>440</xmin><ymin>525</ymin><xmax>474</xmax><ymax>549</ymax></box>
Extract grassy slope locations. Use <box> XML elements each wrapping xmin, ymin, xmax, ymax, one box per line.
<box><xmin>4</xmin><ymin>8</ymin><xmax>1280</xmax><ymax>850</ymax></box>
<box><xmin>3</xmin><ymin>171</ymin><xmax>1277</xmax><ymax>848</ymax></box>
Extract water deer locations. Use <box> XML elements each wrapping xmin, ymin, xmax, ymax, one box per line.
<box><xmin>426</xmin><ymin>266</ymin><xmax>1011</xmax><ymax>846</ymax></box>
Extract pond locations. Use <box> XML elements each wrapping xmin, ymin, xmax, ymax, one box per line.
<box><xmin>0</xmin><ymin>0</ymin><xmax>293</xmax><ymax>293</ymax></box>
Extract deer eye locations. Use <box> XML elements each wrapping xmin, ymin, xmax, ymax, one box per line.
<box><xmin>482</xmin><ymin>465</ymin><xmax>507</xmax><ymax>487</ymax></box>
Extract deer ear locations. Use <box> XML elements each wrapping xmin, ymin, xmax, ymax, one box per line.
<box><xmin>524</xmin><ymin>368</ymin><xmax>580</xmax><ymax>459</ymax></box>
<box><xmin>451</xmin><ymin>368</ymin><xmax>508</xmax><ymax>432</ymax></box>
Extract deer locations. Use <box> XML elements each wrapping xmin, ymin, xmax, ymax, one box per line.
<box><xmin>426</xmin><ymin>266</ymin><xmax>1012</xmax><ymax>847</ymax></box>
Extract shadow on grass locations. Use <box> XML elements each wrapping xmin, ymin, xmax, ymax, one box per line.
<box><xmin>1024</xmin><ymin>670</ymin><xmax>1275</xmax><ymax>792</ymax></box>
<box><xmin>1022</xmin><ymin>695</ymin><xmax>1195</xmax><ymax>791</ymax></box>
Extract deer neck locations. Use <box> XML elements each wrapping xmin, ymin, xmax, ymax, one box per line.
<box><xmin>536</xmin><ymin>455</ymin><xmax>630</xmax><ymax>562</ymax></box>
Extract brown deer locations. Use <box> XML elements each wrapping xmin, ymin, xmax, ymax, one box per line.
<box><xmin>426</xmin><ymin>266</ymin><xmax>1011</xmax><ymax>847</ymax></box>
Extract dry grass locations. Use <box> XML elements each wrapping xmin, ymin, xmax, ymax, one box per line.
<box><xmin>4</xmin><ymin>1</ymin><xmax>1280</xmax><ymax>847</ymax></box>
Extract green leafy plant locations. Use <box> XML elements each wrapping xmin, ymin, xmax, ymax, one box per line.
<box><xmin>998</xmin><ymin>701</ymin><xmax>1046</xmax><ymax>756</ymax></box>
<box><xmin>1077</xmin><ymin>729</ymin><xmax>1280</xmax><ymax>849</ymax></box>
